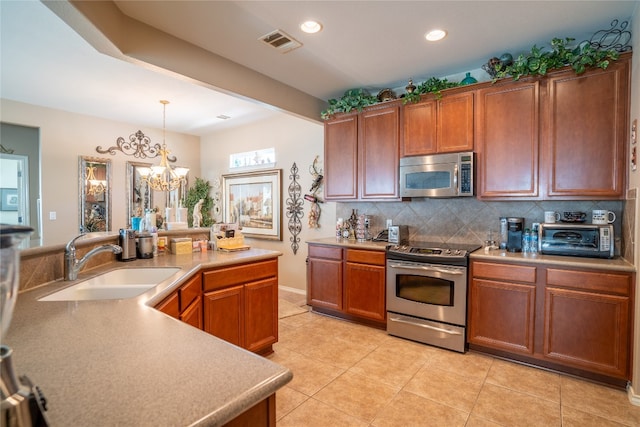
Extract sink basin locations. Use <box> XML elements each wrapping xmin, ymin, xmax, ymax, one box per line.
<box><xmin>39</xmin><ymin>267</ymin><xmax>181</xmax><ymax>301</ymax></box>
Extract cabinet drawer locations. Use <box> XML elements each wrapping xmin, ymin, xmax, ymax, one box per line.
<box><xmin>309</xmin><ymin>245</ymin><xmax>342</xmax><ymax>260</ymax></box>
<box><xmin>203</xmin><ymin>259</ymin><xmax>278</xmax><ymax>292</ymax></box>
<box><xmin>472</xmin><ymin>261</ymin><xmax>536</xmax><ymax>283</ymax></box>
<box><xmin>546</xmin><ymin>268</ymin><xmax>631</xmax><ymax>296</ymax></box>
<box><xmin>179</xmin><ymin>274</ymin><xmax>201</xmax><ymax>312</ymax></box>
<box><xmin>346</xmin><ymin>249</ymin><xmax>385</xmax><ymax>265</ymax></box>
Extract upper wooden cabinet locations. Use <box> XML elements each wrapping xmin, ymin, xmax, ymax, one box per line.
<box><xmin>402</xmin><ymin>91</ymin><xmax>474</xmax><ymax>156</ymax></box>
<box><xmin>544</xmin><ymin>58</ymin><xmax>630</xmax><ymax>199</ymax></box>
<box><xmin>476</xmin><ymin>81</ymin><xmax>541</xmax><ymax>198</ymax></box>
<box><xmin>324</xmin><ymin>104</ymin><xmax>400</xmax><ymax>201</ymax></box>
<box><xmin>477</xmin><ymin>53</ymin><xmax>630</xmax><ymax>200</ymax></box>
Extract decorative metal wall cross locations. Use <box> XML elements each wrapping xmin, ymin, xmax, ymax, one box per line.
<box><xmin>286</xmin><ymin>162</ymin><xmax>303</xmax><ymax>254</ymax></box>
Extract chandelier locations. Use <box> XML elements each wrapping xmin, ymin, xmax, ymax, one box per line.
<box><xmin>86</xmin><ymin>165</ymin><xmax>106</xmax><ymax>196</ymax></box>
<box><xmin>140</xmin><ymin>100</ymin><xmax>189</xmax><ymax>192</ymax></box>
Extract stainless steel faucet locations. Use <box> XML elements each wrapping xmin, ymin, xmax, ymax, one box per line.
<box><xmin>64</xmin><ymin>234</ymin><xmax>122</xmax><ymax>281</ymax></box>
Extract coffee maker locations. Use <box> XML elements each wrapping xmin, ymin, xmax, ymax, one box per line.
<box><xmin>507</xmin><ymin>217</ymin><xmax>524</xmax><ymax>252</ymax></box>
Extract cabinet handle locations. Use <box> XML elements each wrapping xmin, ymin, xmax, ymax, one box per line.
<box><xmin>389</xmin><ymin>316</ymin><xmax>462</xmax><ymax>335</ymax></box>
<box><xmin>388</xmin><ymin>262</ymin><xmax>464</xmax><ymax>275</ymax></box>
<box><xmin>454</xmin><ymin>163</ymin><xmax>459</xmax><ymax>195</ymax></box>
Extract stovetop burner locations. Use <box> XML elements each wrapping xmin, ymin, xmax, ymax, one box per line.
<box><xmin>386</xmin><ymin>241</ymin><xmax>482</xmax><ymax>266</ymax></box>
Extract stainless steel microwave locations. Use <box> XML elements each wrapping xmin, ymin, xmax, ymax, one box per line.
<box><xmin>399</xmin><ymin>152</ymin><xmax>474</xmax><ymax>198</ymax></box>
<box><xmin>539</xmin><ymin>223</ymin><xmax>614</xmax><ymax>259</ymax></box>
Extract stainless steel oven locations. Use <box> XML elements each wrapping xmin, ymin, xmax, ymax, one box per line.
<box><xmin>386</xmin><ymin>242</ymin><xmax>480</xmax><ymax>353</ymax></box>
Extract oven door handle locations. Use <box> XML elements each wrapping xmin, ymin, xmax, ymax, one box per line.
<box><xmin>389</xmin><ymin>316</ymin><xmax>462</xmax><ymax>336</ymax></box>
<box><xmin>388</xmin><ymin>262</ymin><xmax>464</xmax><ymax>275</ymax></box>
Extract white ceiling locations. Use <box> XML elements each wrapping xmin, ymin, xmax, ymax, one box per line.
<box><xmin>1</xmin><ymin>1</ymin><xmax>637</xmax><ymax>136</ymax></box>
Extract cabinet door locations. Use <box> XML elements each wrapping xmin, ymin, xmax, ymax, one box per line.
<box><xmin>181</xmin><ymin>296</ymin><xmax>203</xmax><ymax>329</ymax></box>
<box><xmin>402</xmin><ymin>99</ymin><xmax>437</xmax><ymax>156</ymax></box>
<box><xmin>359</xmin><ymin>105</ymin><xmax>400</xmax><ymax>199</ymax></box>
<box><xmin>476</xmin><ymin>81</ymin><xmax>540</xmax><ymax>198</ymax></box>
<box><xmin>344</xmin><ymin>261</ymin><xmax>386</xmax><ymax>321</ymax></box>
<box><xmin>156</xmin><ymin>291</ymin><xmax>179</xmax><ymax>319</ymax></box>
<box><xmin>324</xmin><ymin>114</ymin><xmax>358</xmax><ymax>200</ymax></box>
<box><xmin>468</xmin><ymin>278</ymin><xmax>536</xmax><ymax>354</ymax></box>
<box><xmin>203</xmin><ymin>285</ymin><xmax>244</xmax><ymax>347</ymax></box>
<box><xmin>544</xmin><ymin>287</ymin><xmax>630</xmax><ymax>379</ymax></box>
<box><xmin>544</xmin><ymin>59</ymin><xmax>629</xmax><ymax>199</ymax></box>
<box><xmin>307</xmin><ymin>257</ymin><xmax>343</xmax><ymax>310</ymax></box>
<box><xmin>437</xmin><ymin>92</ymin><xmax>474</xmax><ymax>153</ymax></box>
<box><xmin>245</xmin><ymin>278</ymin><xmax>278</xmax><ymax>353</ymax></box>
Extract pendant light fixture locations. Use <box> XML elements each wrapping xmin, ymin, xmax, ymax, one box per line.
<box><xmin>140</xmin><ymin>100</ymin><xmax>189</xmax><ymax>192</ymax></box>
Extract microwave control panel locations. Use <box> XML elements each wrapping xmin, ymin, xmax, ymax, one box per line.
<box><xmin>460</xmin><ymin>163</ymin><xmax>472</xmax><ymax>194</ymax></box>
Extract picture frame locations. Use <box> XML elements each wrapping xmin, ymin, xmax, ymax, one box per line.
<box><xmin>0</xmin><ymin>188</ymin><xmax>18</xmax><ymax>211</ymax></box>
<box><xmin>222</xmin><ymin>169</ymin><xmax>282</xmax><ymax>240</ymax></box>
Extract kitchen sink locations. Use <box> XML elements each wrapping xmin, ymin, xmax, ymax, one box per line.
<box><xmin>38</xmin><ymin>267</ymin><xmax>181</xmax><ymax>301</ymax></box>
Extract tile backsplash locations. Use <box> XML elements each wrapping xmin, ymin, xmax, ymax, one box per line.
<box><xmin>337</xmin><ymin>199</ymin><xmax>625</xmax><ymax>255</ymax></box>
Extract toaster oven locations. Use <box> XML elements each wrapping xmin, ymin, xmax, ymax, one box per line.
<box><xmin>538</xmin><ymin>223</ymin><xmax>614</xmax><ymax>259</ymax></box>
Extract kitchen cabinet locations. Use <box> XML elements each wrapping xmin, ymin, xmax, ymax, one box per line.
<box><xmin>476</xmin><ymin>53</ymin><xmax>630</xmax><ymax>200</ymax></box>
<box><xmin>469</xmin><ymin>259</ymin><xmax>633</xmax><ymax>384</ymax></box>
<box><xmin>203</xmin><ymin>259</ymin><xmax>278</xmax><ymax>355</ymax></box>
<box><xmin>324</xmin><ymin>103</ymin><xmax>400</xmax><ymax>200</ymax></box>
<box><xmin>156</xmin><ymin>273</ymin><xmax>203</xmax><ymax>330</ymax></box>
<box><xmin>544</xmin><ymin>58</ymin><xmax>629</xmax><ymax>199</ymax></box>
<box><xmin>307</xmin><ymin>244</ymin><xmax>343</xmax><ymax>310</ymax></box>
<box><xmin>476</xmin><ymin>81</ymin><xmax>540</xmax><ymax>198</ymax></box>
<box><xmin>402</xmin><ymin>91</ymin><xmax>474</xmax><ymax>156</ymax></box>
<box><xmin>307</xmin><ymin>243</ymin><xmax>386</xmax><ymax>327</ymax></box>
<box><xmin>344</xmin><ymin>249</ymin><xmax>386</xmax><ymax>322</ymax></box>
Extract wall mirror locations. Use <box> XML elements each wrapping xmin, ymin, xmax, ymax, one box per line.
<box><xmin>126</xmin><ymin>161</ymin><xmax>154</xmax><ymax>227</ymax></box>
<box><xmin>79</xmin><ymin>156</ymin><xmax>111</xmax><ymax>233</ymax></box>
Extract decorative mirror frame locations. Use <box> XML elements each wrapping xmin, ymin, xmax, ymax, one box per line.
<box><xmin>79</xmin><ymin>156</ymin><xmax>111</xmax><ymax>233</ymax></box>
<box><xmin>126</xmin><ymin>161</ymin><xmax>154</xmax><ymax>227</ymax></box>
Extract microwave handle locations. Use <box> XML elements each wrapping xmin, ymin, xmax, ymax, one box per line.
<box><xmin>453</xmin><ymin>164</ymin><xmax>459</xmax><ymax>195</ymax></box>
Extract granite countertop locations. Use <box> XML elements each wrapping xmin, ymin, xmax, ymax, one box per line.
<box><xmin>5</xmin><ymin>249</ymin><xmax>292</xmax><ymax>426</ymax></box>
<box><xmin>471</xmin><ymin>247</ymin><xmax>636</xmax><ymax>272</ymax></box>
<box><xmin>307</xmin><ymin>237</ymin><xmax>389</xmax><ymax>251</ymax></box>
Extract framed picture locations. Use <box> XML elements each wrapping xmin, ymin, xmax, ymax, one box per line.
<box><xmin>0</xmin><ymin>188</ymin><xmax>18</xmax><ymax>211</ymax></box>
<box><xmin>222</xmin><ymin>169</ymin><xmax>282</xmax><ymax>240</ymax></box>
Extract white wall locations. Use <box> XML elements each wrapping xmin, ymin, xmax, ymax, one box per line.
<box><xmin>200</xmin><ymin>113</ymin><xmax>335</xmax><ymax>292</ymax></box>
<box><xmin>627</xmin><ymin>3</ymin><xmax>640</xmax><ymax>403</ymax></box>
<box><xmin>1</xmin><ymin>99</ymin><xmax>201</xmax><ymax>245</ymax></box>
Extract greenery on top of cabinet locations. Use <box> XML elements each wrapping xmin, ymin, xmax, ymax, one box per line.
<box><xmin>494</xmin><ymin>37</ymin><xmax>620</xmax><ymax>81</ymax></box>
<box><xmin>320</xmin><ymin>88</ymin><xmax>378</xmax><ymax>120</ymax></box>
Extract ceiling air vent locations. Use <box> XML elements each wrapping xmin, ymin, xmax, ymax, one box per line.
<box><xmin>259</xmin><ymin>29</ymin><xmax>302</xmax><ymax>53</ymax></box>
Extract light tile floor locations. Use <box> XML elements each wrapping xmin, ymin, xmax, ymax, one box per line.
<box><xmin>271</xmin><ymin>290</ymin><xmax>640</xmax><ymax>426</ymax></box>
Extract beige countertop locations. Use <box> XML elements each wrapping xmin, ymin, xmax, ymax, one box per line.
<box><xmin>6</xmin><ymin>249</ymin><xmax>291</xmax><ymax>426</ymax></box>
<box><xmin>307</xmin><ymin>237</ymin><xmax>635</xmax><ymax>272</ymax></box>
<box><xmin>471</xmin><ymin>248</ymin><xmax>636</xmax><ymax>272</ymax></box>
<box><xmin>307</xmin><ymin>237</ymin><xmax>389</xmax><ymax>251</ymax></box>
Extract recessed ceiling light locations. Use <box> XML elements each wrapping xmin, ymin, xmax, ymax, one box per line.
<box><xmin>425</xmin><ymin>29</ymin><xmax>447</xmax><ymax>42</ymax></box>
<box><xmin>300</xmin><ymin>20</ymin><xmax>323</xmax><ymax>34</ymax></box>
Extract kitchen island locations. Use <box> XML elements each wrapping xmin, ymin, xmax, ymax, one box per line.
<box><xmin>5</xmin><ymin>248</ymin><xmax>291</xmax><ymax>426</ymax></box>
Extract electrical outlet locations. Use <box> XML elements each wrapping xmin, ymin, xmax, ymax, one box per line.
<box><xmin>49</xmin><ymin>211</ymin><xmax>56</xmax><ymax>220</ymax></box>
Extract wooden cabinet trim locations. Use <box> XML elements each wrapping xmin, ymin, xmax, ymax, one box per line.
<box><xmin>345</xmin><ymin>249</ymin><xmax>385</xmax><ymax>265</ymax></box>
<box><xmin>308</xmin><ymin>244</ymin><xmax>343</xmax><ymax>260</ymax></box>
<box><xmin>472</xmin><ymin>261</ymin><xmax>537</xmax><ymax>283</ymax></box>
<box><xmin>203</xmin><ymin>259</ymin><xmax>278</xmax><ymax>292</ymax></box>
<box><xmin>156</xmin><ymin>291</ymin><xmax>180</xmax><ymax>319</ymax></box>
<box><xmin>546</xmin><ymin>268</ymin><xmax>631</xmax><ymax>295</ymax></box>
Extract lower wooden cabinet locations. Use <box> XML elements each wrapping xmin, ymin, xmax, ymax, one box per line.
<box><xmin>223</xmin><ymin>394</ymin><xmax>276</xmax><ymax>427</ymax></box>
<box><xmin>155</xmin><ymin>258</ymin><xmax>279</xmax><ymax>355</ymax></box>
<box><xmin>156</xmin><ymin>273</ymin><xmax>203</xmax><ymax>330</ymax></box>
<box><xmin>307</xmin><ymin>244</ymin><xmax>386</xmax><ymax>327</ymax></box>
<box><xmin>469</xmin><ymin>259</ymin><xmax>634</xmax><ymax>384</ymax></box>
<box><xmin>203</xmin><ymin>259</ymin><xmax>278</xmax><ymax>355</ymax></box>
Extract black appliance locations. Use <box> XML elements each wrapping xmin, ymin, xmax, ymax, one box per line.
<box><xmin>539</xmin><ymin>223</ymin><xmax>614</xmax><ymax>259</ymax></box>
<box><xmin>507</xmin><ymin>217</ymin><xmax>524</xmax><ymax>252</ymax></box>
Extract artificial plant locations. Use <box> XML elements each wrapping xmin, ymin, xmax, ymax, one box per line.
<box><xmin>494</xmin><ymin>37</ymin><xmax>619</xmax><ymax>81</ymax></box>
<box><xmin>402</xmin><ymin>77</ymin><xmax>462</xmax><ymax>104</ymax></box>
<box><xmin>320</xmin><ymin>88</ymin><xmax>379</xmax><ymax>119</ymax></box>
<box><xmin>185</xmin><ymin>177</ymin><xmax>215</xmax><ymax>227</ymax></box>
